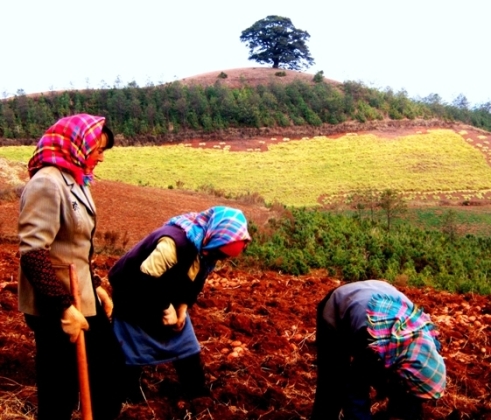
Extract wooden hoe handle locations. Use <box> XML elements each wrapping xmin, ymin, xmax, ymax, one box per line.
<box><xmin>69</xmin><ymin>264</ymin><xmax>93</xmax><ymax>420</ymax></box>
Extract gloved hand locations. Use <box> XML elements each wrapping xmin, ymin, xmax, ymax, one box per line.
<box><xmin>162</xmin><ymin>303</ymin><xmax>177</xmax><ymax>326</ymax></box>
<box><xmin>173</xmin><ymin>304</ymin><xmax>188</xmax><ymax>332</ymax></box>
<box><xmin>96</xmin><ymin>286</ymin><xmax>113</xmax><ymax>319</ymax></box>
<box><xmin>61</xmin><ymin>305</ymin><xmax>89</xmax><ymax>343</ymax></box>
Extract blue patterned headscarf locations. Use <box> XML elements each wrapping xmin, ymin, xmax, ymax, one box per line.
<box><xmin>367</xmin><ymin>294</ymin><xmax>446</xmax><ymax>399</ymax></box>
<box><xmin>167</xmin><ymin>206</ymin><xmax>251</xmax><ymax>253</ymax></box>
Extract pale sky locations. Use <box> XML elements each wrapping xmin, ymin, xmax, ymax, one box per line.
<box><xmin>1</xmin><ymin>0</ymin><xmax>489</xmax><ymax>107</ymax></box>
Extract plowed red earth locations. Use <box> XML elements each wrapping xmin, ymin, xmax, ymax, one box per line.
<box><xmin>1</xmin><ymin>179</ymin><xmax>491</xmax><ymax>420</ymax></box>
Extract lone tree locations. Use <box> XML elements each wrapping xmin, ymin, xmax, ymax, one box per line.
<box><xmin>378</xmin><ymin>189</ymin><xmax>407</xmax><ymax>232</ymax></box>
<box><xmin>240</xmin><ymin>15</ymin><xmax>314</xmax><ymax>71</ymax></box>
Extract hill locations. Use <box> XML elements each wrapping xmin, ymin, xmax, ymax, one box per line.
<box><xmin>173</xmin><ymin>67</ymin><xmax>460</xmax><ymax>142</ymax></box>
<box><xmin>6</xmin><ymin>66</ymin><xmax>489</xmax><ymax>146</ymax></box>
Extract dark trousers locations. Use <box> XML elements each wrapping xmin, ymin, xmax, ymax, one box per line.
<box><xmin>311</xmin><ymin>291</ymin><xmax>348</xmax><ymax>420</ymax></box>
<box><xmin>123</xmin><ymin>352</ymin><xmax>207</xmax><ymax>402</ymax></box>
<box><xmin>26</xmin><ymin>303</ymin><xmax>125</xmax><ymax>420</ymax></box>
<box><xmin>173</xmin><ymin>353</ymin><xmax>207</xmax><ymax>397</ymax></box>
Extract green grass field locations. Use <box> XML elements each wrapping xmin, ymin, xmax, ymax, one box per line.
<box><xmin>2</xmin><ymin>129</ymin><xmax>491</xmax><ymax>207</ymax></box>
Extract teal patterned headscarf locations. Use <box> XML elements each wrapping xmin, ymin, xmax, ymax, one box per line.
<box><xmin>167</xmin><ymin>206</ymin><xmax>251</xmax><ymax>252</ymax></box>
<box><xmin>367</xmin><ymin>294</ymin><xmax>446</xmax><ymax>399</ymax></box>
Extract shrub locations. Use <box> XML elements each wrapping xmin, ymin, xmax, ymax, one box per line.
<box><xmin>275</xmin><ymin>112</ymin><xmax>291</xmax><ymax>127</ymax></box>
<box><xmin>313</xmin><ymin>71</ymin><xmax>324</xmax><ymax>83</ymax></box>
<box><xmin>235</xmin><ymin>191</ymin><xmax>266</xmax><ymax>206</ymax></box>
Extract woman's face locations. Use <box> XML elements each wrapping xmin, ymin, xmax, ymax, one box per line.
<box><xmin>85</xmin><ymin>132</ymin><xmax>108</xmax><ymax>172</ymax></box>
<box><xmin>201</xmin><ymin>249</ymin><xmax>229</xmax><ymax>261</ymax></box>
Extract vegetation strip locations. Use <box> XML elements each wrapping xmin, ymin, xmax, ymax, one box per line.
<box><xmin>2</xmin><ymin>129</ymin><xmax>491</xmax><ymax>207</ymax></box>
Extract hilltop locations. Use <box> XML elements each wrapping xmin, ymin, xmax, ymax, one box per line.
<box><xmin>178</xmin><ymin>67</ymin><xmax>340</xmax><ymax>89</ymax></box>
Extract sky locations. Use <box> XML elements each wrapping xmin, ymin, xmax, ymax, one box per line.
<box><xmin>1</xmin><ymin>0</ymin><xmax>489</xmax><ymax>107</ymax></box>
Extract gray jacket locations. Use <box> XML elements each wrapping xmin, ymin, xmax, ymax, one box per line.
<box><xmin>18</xmin><ymin>166</ymin><xmax>98</xmax><ymax>316</ymax></box>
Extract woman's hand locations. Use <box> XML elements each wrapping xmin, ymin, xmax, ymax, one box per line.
<box><xmin>162</xmin><ymin>303</ymin><xmax>178</xmax><ymax>326</ymax></box>
<box><xmin>173</xmin><ymin>304</ymin><xmax>188</xmax><ymax>332</ymax></box>
<box><xmin>61</xmin><ymin>305</ymin><xmax>89</xmax><ymax>343</ymax></box>
<box><xmin>96</xmin><ymin>286</ymin><xmax>114</xmax><ymax>319</ymax></box>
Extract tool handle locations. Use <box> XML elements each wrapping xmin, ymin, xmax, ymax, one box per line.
<box><xmin>69</xmin><ymin>264</ymin><xmax>93</xmax><ymax>420</ymax></box>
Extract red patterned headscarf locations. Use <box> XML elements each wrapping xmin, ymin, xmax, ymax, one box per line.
<box><xmin>28</xmin><ymin>114</ymin><xmax>106</xmax><ymax>186</ymax></box>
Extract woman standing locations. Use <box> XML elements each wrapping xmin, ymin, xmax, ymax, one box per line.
<box><xmin>18</xmin><ymin>114</ymin><xmax>125</xmax><ymax>420</ymax></box>
<box><xmin>108</xmin><ymin>205</ymin><xmax>251</xmax><ymax>401</ymax></box>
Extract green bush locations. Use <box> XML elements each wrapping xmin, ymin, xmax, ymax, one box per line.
<box><xmin>313</xmin><ymin>70</ymin><xmax>324</xmax><ymax>83</ymax></box>
<box><xmin>244</xmin><ymin>207</ymin><xmax>491</xmax><ymax>294</ymax></box>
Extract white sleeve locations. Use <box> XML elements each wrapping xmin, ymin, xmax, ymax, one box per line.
<box><xmin>140</xmin><ymin>237</ymin><xmax>178</xmax><ymax>277</ymax></box>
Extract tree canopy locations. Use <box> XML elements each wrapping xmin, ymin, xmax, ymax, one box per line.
<box><xmin>240</xmin><ymin>15</ymin><xmax>315</xmax><ymax>71</ymax></box>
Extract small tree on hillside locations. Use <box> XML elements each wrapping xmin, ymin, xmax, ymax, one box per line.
<box><xmin>440</xmin><ymin>209</ymin><xmax>461</xmax><ymax>243</ymax></box>
<box><xmin>378</xmin><ymin>189</ymin><xmax>407</xmax><ymax>232</ymax></box>
<box><xmin>240</xmin><ymin>15</ymin><xmax>315</xmax><ymax>70</ymax></box>
<box><xmin>348</xmin><ymin>189</ymin><xmax>379</xmax><ymax>223</ymax></box>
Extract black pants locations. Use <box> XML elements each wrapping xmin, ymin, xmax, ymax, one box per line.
<box><xmin>311</xmin><ymin>291</ymin><xmax>347</xmax><ymax>420</ymax></box>
<box><xmin>173</xmin><ymin>353</ymin><xmax>208</xmax><ymax>398</ymax></box>
<box><xmin>123</xmin><ymin>352</ymin><xmax>208</xmax><ymax>402</ymax></box>
<box><xmin>26</xmin><ymin>303</ymin><xmax>125</xmax><ymax>420</ymax></box>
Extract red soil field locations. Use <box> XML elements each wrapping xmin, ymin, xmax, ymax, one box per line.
<box><xmin>1</xmin><ymin>177</ymin><xmax>491</xmax><ymax>419</ymax></box>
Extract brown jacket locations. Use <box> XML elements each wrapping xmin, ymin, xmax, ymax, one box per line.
<box><xmin>18</xmin><ymin>166</ymin><xmax>98</xmax><ymax>316</ymax></box>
